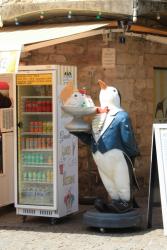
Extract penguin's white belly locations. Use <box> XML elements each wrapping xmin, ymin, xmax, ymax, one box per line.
<box><xmin>93</xmin><ymin>149</ymin><xmax>130</xmax><ymax>201</ymax></box>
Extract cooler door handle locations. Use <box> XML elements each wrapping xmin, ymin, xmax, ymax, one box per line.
<box><xmin>17</xmin><ymin>122</ymin><xmax>23</xmax><ymax>128</ymax></box>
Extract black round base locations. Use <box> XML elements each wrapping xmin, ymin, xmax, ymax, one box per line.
<box><xmin>83</xmin><ymin>208</ymin><xmax>143</xmax><ymax>230</ymax></box>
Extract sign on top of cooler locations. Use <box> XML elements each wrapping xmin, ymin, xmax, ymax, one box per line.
<box><xmin>16</xmin><ymin>73</ymin><xmax>52</xmax><ymax>85</ymax></box>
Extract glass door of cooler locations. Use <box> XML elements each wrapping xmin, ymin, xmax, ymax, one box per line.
<box><xmin>16</xmin><ymin>82</ymin><xmax>54</xmax><ymax>206</ymax></box>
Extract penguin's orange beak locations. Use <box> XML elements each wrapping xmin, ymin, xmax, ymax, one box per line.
<box><xmin>98</xmin><ymin>80</ymin><xmax>107</xmax><ymax>89</ymax></box>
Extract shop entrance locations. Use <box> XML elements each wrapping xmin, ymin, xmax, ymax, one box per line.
<box><xmin>154</xmin><ymin>68</ymin><xmax>167</xmax><ymax>121</ymax></box>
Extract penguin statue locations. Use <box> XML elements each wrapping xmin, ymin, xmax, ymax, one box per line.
<box><xmin>69</xmin><ymin>80</ymin><xmax>140</xmax><ymax>213</ymax></box>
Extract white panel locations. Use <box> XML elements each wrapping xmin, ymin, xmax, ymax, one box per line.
<box><xmin>0</xmin><ymin>132</ymin><xmax>14</xmax><ymax>207</ymax></box>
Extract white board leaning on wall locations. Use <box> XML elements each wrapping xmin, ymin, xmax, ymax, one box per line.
<box><xmin>153</xmin><ymin>124</ymin><xmax>167</xmax><ymax>236</ymax></box>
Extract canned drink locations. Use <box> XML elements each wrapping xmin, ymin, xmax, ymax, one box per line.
<box><xmin>29</xmin><ymin>138</ymin><xmax>33</xmax><ymax>149</ymax></box>
<box><xmin>43</xmin><ymin>122</ymin><xmax>47</xmax><ymax>133</ymax></box>
<box><xmin>37</xmin><ymin>137</ymin><xmax>42</xmax><ymax>148</ymax></box>
<box><xmin>37</xmin><ymin>101</ymin><xmax>41</xmax><ymax>112</ymax></box>
<box><xmin>41</xmin><ymin>121</ymin><xmax>43</xmax><ymax>133</ymax></box>
<box><xmin>41</xmin><ymin>101</ymin><xmax>46</xmax><ymax>112</ymax></box>
<box><xmin>26</xmin><ymin>100</ymin><xmax>31</xmax><ymax>112</ymax></box>
<box><xmin>49</xmin><ymin>100</ymin><xmax>52</xmax><ymax>112</ymax></box>
<box><xmin>34</xmin><ymin>101</ymin><xmax>38</xmax><ymax>112</ymax></box>
<box><xmin>25</xmin><ymin>100</ymin><xmax>28</xmax><ymax>112</ymax></box>
<box><xmin>47</xmin><ymin>122</ymin><xmax>50</xmax><ymax>133</ymax></box>
<box><xmin>46</xmin><ymin>137</ymin><xmax>52</xmax><ymax>148</ymax></box>
<box><xmin>41</xmin><ymin>138</ymin><xmax>46</xmax><ymax>148</ymax></box>
<box><xmin>25</xmin><ymin>138</ymin><xmax>30</xmax><ymax>149</ymax></box>
<box><xmin>38</xmin><ymin>121</ymin><xmax>43</xmax><ymax>132</ymax></box>
<box><xmin>50</xmin><ymin>123</ymin><xmax>53</xmax><ymax>133</ymax></box>
<box><xmin>34</xmin><ymin>121</ymin><xmax>38</xmax><ymax>132</ymax></box>
<box><xmin>33</xmin><ymin>137</ymin><xmax>37</xmax><ymax>148</ymax></box>
<box><xmin>28</xmin><ymin>101</ymin><xmax>32</xmax><ymax>112</ymax></box>
<box><xmin>31</xmin><ymin>101</ymin><xmax>35</xmax><ymax>112</ymax></box>
<box><xmin>46</xmin><ymin>101</ymin><xmax>50</xmax><ymax>112</ymax></box>
<box><xmin>29</xmin><ymin>121</ymin><xmax>33</xmax><ymax>132</ymax></box>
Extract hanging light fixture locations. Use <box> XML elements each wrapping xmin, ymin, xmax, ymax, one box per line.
<box><xmin>157</xmin><ymin>12</ymin><xmax>161</xmax><ymax>20</ymax></box>
<box><xmin>40</xmin><ymin>11</ymin><xmax>44</xmax><ymax>20</ymax></box>
<box><xmin>15</xmin><ymin>17</ymin><xmax>19</xmax><ymax>25</ymax></box>
<box><xmin>68</xmin><ymin>10</ymin><xmax>72</xmax><ymax>19</ymax></box>
<box><xmin>96</xmin><ymin>11</ymin><xmax>102</xmax><ymax>20</ymax></box>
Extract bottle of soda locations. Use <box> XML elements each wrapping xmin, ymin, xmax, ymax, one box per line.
<box><xmin>21</xmin><ymin>138</ymin><xmax>25</xmax><ymax>149</ymax></box>
<box><xmin>39</xmin><ymin>153</ymin><xmax>44</xmax><ymax>164</ymax></box>
<box><xmin>47</xmin><ymin>154</ymin><xmax>53</xmax><ymax>164</ymax></box>
<box><xmin>23</xmin><ymin>171</ymin><xmax>27</xmax><ymax>181</ymax></box>
<box><xmin>28</xmin><ymin>171</ymin><xmax>32</xmax><ymax>181</ymax></box>
<box><xmin>37</xmin><ymin>171</ymin><xmax>42</xmax><ymax>182</ymax></box>
<box><xmin>42</xmin><ymin>171</ymin><xmax>46</xmax><ymax>182</ymax></box>
<box><xmin>31</xmin><ymin>153</ymin><xmax>35</xmax><ymax>165</ymax></box>
<box><xmin>27</xmin><ymin>153</ymin><xmax>31</xmax><ymax>165</ymax></box>
<box><xmin>32</xmin><ymin>171</ymin><xmax>36</xmax><ymax>181</ymax></box>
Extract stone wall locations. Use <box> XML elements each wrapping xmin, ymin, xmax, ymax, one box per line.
<box><xmin>22</xmin><ymin>33</ymin><xmax>167</xmax><ymax>199</ymax></box>
<box><xmin>1</xmin><ymin>0</ymin><xmax>133</xmax><ymax>21</ymax></box>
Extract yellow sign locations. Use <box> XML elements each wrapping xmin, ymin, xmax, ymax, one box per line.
<box><xmin>16</xmin><ymin>73</ymin><xmax>52</xmax><ymax>85</ymax></box>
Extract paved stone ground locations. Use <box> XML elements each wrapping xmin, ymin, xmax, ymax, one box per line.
<box><xmin>0</xmin><ymin>199</ymin><xmax>166</xmax><ymax>250</ymax></box>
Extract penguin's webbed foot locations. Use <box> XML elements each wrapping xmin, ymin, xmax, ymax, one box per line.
<box><xmin>94</xmin><ymin>198</ymin><xmax>133</xmax><ymax>213</ymax></box>
<box><xmin>94</xmin><ymin>198</ymin><xmax>108</xmax><ymax>212</ymax></box>
<box><xmin>107</xmin><ymin>200</ymin><xmax>133</xmax><ymax>213</ymax></box>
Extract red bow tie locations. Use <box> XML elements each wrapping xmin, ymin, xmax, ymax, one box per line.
<box><xmin>96</xmin><ymin>107</ymin><xmax>110</xmax><ymax>114</ymax></box>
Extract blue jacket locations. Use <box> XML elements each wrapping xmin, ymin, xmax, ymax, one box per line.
<box><xmin>73</xmin><ymin>111</ymin><xmax>139</xmax><ymax>158</ymax></box>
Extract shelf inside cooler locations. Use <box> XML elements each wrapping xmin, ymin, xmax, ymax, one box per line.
<box><xmin>20</xmin><ymin>188</ymin><xmax>53</xmax><ymax>206</ymax></box>
<box><xmin>23</xmin><ymin>165</ymin><xmax>53</xmax><ymax>168</ymax></box>
<box><xmin>21</xmin><ymin>96</ymin><xmax>52</xmax><ymax>99</ymax></box>
<box><xmin>22</xmin><ymin>112</ymin><xmax>52</xmax><ymax>115</ymax></box>
<box><xmin>22</xmin><ymin>149</ymin><xmax>53</xmax><ymax>152</ymax></box>
<box><xmin>21</xmin><ymin>132</ymin><xmax>52</xmax><ymax>135</ymax></box>
<box><xmin>23</xmin><ymin>181</ymin><xmax>53</xmax><ymax>185</ymax></box>
<box><xmin>21</xmin><ymin>162</ymin><xmax>53</xmax><ymax>166</ymax></box>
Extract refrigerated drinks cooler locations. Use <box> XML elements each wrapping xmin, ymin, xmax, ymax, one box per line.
<box><xmin>14</xmin><ymin>65</ymin><xmax>78</xmax><ymax>220</ymax></box>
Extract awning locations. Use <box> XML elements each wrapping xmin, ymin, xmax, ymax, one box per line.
<box><xmin>0</xmin><ymin>22</ymin><xmax>110</xmax><ymax>52</ymax></box>
<box><xmin>1</xmin><ymin>20</ymin><xmax>167</xmax><ymax>73</ymax></box>
<box><xmin>0</xmin><ymin>21</ymin><xmax>109</xmax><ymax>73</ymax></box>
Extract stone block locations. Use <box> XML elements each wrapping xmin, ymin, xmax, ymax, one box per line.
<box><xmin>48</xmin><ymin>54</ymin><xmax>67</xmax><ymax>63</ymax></box>
<box><xmin>116</xmin><ymin>53</ymin><xmax>138</xmax><ymax>65</ymax></box>
<box><xmin>135</xmin><ymin>79</ymin><xmax>146</xmax><ymax>89</ymax></box>
<box><xmin>145</xmin><ymin>54</ymin><xmax>167</xmax><ymax>67</ymax></box>
<box><xmin>55</xmin><ymin>44</ymin><xmax>85</xmax><ymax>55</ymax></box>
